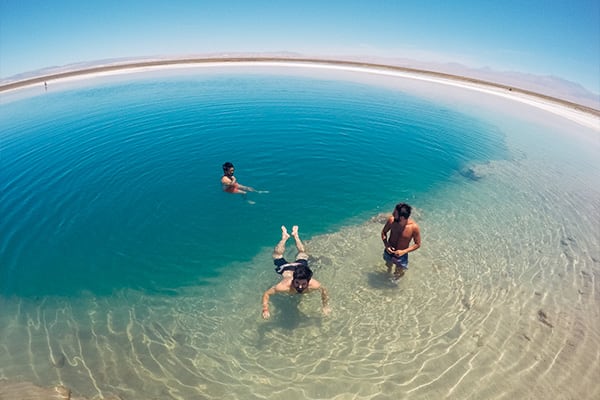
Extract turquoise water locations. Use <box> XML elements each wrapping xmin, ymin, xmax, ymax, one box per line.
<box><xmin>1</xmin><ymin>73</ymin><xmax>507</xmax><ymax>297</ymax></box>
<box><xmin>1</xmin><ymin>67</ymin><xmax>599</xmax><ymax>400</ymax></box>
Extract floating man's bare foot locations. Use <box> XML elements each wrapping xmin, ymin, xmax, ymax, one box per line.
<box><xmin>281</xmin><ymin>225</ymin><xmax>290</xmax><ymax>241</ymax></box>
<box><xmin>291</xmin><ymin>225</ymin><xmax>299</xmax><ymax>238</ymax></box>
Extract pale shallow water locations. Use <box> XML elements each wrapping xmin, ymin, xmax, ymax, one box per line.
<box><xmin>0</xmin><ymin>66</ymin><xmax>599</xmax><ymax>399</ymax></box>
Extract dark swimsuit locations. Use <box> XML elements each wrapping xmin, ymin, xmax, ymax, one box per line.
<box><xmin>273</xmin><ymin>257</ymin><xmax>308</xmax><ymax>274</ymax></box>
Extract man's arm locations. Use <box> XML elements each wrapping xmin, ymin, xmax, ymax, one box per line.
<box><xmin>225</xmin><ymin>176</ymin><xmax>255</xmax><ymax>193</ymax></box>
<box><xmin>381</xmin><ymin>218</ymin><xmax>392</xmax><ymax>247</ymax></box>
<box><xmin>397</xmin><ymin>224</ymin><xmax>421</xmax><ymax>256</ymax></box>
<box><xmin>309</xmin><ymin>279</ymin><xmax>331</xmax><ymax>316</ymax></box>
<box><xmin>222</xmin><ymin>176</ymin><xmax>253</xmax><ymax>194</ymax></box>
<box><xmin>413</xmin><ymin>224</ymin><xmax>421</xmax><ymax>250</ymax></box>
<box><xmin>221</xmin><ymin>175</ymin><xmax>235</xmax><ymax>185</ymax></box>
<box><xmin>261</xmin><ymin>286</ymin><xmax>277</xmax><ymax>319</ymax></box>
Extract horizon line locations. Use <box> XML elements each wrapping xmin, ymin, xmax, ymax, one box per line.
<box><xmin>2</xmin><ymin>56</ymin><xmax>599</xmax><ymax>119</ymax></box>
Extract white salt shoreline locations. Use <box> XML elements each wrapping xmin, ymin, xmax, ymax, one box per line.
<box><xmin>2</xmin><ymin>59</ymin><xmax>599</xmax><ymax>130</ymax></box>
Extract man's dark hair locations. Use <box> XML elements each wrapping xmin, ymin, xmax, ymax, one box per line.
<box><xmin>395</xmin><ymin>202</ymin><xmax>412</xmax><ymax>219</ymax></box>
<box><xmin>222</xmin><ymin>162</ymin><xmax>234</xmax><ymax>172</ymax></box>
<box><xmin>293</xmin><ymin>264</ymin><xmax>313</xmax><ymax>281</ymax></box>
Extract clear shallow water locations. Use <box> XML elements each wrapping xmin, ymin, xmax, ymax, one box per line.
<box><xmin>0</xmin><ymin>67</ymin><xmax>599</xmax><ymax>400</ymax></box>
<box><xmin>1</xmin><ymin>73</ymin><xmax>507</xmax><ymax>297</ymax></box>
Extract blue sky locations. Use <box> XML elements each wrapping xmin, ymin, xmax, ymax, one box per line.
<box><xmin>1</xmin><ymin>0</ymin><xmax>599</xmax><ymax>94</ymax></box>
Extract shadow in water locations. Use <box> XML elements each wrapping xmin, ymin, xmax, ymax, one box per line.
<box><xmin>365</xmin><ymin>270</ymin><xmax>402</xmax><ymax>290</ymax></box>
<box><xmin>255</xmin><ymin>294</ymin><xmax>323</xmax><ymax>349</ymax></box>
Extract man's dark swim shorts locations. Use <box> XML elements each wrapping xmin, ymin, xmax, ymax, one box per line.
<box><xmin>273</xmin><ymin>257</ymin><xmax>308</xmax><ymax>274</ymax></box>
<box><xmin>383</xmin><ymin>252</ymin><xmax>409</xmax><ymax>270</ymax></box>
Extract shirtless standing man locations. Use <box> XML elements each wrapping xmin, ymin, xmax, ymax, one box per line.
<box><xmin>262</xmin><ymin>225</ymin><xmax>330</xmax><ymax>319</ymax></box>
<box><xmin>381</xmin><ymin>203</ymin><xmax>421</xmax><ymax>281</ymax></box>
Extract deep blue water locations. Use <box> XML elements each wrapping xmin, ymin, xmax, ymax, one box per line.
<box><xmin>0</xmin><ymin>73</ymin><xmax>508</xmax><ymax>297</ymax></box>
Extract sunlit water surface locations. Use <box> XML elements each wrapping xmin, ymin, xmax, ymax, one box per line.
<box><xmin>0</xmin><ymin>66</ymin><xmax>599</xmax><ymax>399</ymax></box>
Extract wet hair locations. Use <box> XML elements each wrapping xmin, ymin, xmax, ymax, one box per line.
<box><xmin>293</xmin><ymin>264</ymin><xmax>313</xmax><ymax>281</ymax></box>
<box><xmin>395</xmin><ymin>203</ymin><xmax>412</xmax><ymax>219</ymax></box>
<box><xmin>222</xmin><ymin>162</ymin><xmax>234</xmax><ymax>172</ymax></box>
<box><xmin>292</xmin><ymin>264</ymin><xmax>313</xmax><ymax>293</ymax></box>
